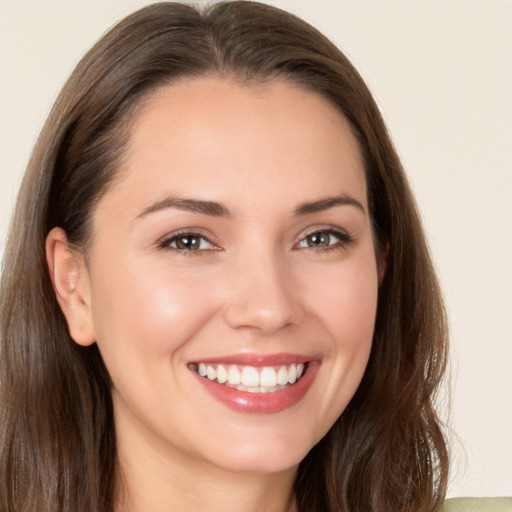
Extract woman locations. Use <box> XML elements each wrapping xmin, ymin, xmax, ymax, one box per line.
<box><xmin>0</xmin><ymin>2</ymin><xmax>449</xmax><ymax>511</ymax></box>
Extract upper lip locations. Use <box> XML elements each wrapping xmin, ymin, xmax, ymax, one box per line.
<box><xmin>189</xmin><ymin>352</ymin><xmax>316</xmax><ymax>367</ymax></box>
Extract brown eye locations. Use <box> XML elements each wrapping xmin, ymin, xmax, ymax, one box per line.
<box><xmin>175</xmin><ymin>235</ymin><xmax>201</xmax><ymax>250</ymax></box>
<box><xmin>160</xmin><ymin>233</ymin><xmax>215</xmax><ymax>251</ymax></box>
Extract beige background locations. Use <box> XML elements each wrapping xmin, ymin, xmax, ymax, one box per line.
<box><xmin>0</xmin><ymin>0</ymin><xmax>510</xmax><ymax>498</ymax></box>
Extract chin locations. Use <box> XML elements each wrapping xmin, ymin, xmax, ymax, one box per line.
<box><xmin>200</xmin><ymin>429</ymin><xmax>318</xmax><ymax>476</ymax></box>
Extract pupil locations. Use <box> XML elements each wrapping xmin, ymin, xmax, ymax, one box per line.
<box><xmin>308</xmin><ymin>232</ymin><xmax>329</xmax><ymax>247</ymax></box>
<box><xmin>177</xmin><ymin>236</ymin><xmax>199</xmax><ymax>250</ymax></box>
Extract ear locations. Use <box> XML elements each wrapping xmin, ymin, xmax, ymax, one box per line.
<box><xmin>46</xmin><ymin>227</ymin><xmax>96</xmax><ymax>346</ymax></box>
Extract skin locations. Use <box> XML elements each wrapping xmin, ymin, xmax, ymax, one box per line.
<box><xmin>47</xmin><ymin>78</ymin><xmax>379</xmax><ymax>512</ymax></box>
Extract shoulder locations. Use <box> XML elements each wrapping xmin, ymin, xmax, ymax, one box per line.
<box><xmin>443</xmin><ymin>498</ymin><xmax>512</xmax><ymax>512</ymax></box>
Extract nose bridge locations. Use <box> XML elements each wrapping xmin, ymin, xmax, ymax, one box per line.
<box><xmin>223</xmin><ymin>245</ymin><xmax>303</xmax><ymax>334</ymax></box>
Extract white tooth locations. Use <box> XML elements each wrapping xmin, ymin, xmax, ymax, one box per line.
<box><xmin>216</xmin><ymin>365</ymin><xmax>228</xmax><ymax>384</ymax></box>
<box><xmin>241</xmin><ymin>366</ymin><xmax>259</xmax><ymax>387</ymax></box>
<box><xmin>288</xmin><ymin>364</ymin><xmax>297</xmax><ymax>384</ymax></box>
<box><xmin>206</xmin><ymin>365</ymin><xmax>217</xmax><ymax>381</ymax></box>
<box><xmin>260</xmin><ymin>367</ymin><xmax>278</xmax><ymax>387</ymax></box>
<box><xmin>277</xmin><ymin>366</ymin><xmax>289</xmax><ymax>385</ymax></box>
<box><xmin>227</xmin><ymin>365</ymin><xmax>241</xmax><ymax>385</ymax></box>
<box><xmin>297</xmin><ymin>363</ymin><xmax>305</xmax><ymax>378</ymax></box>
<box><xmin>247</xmin><ymin>387</ymin><xmax>260</xmax><ymax>393</ymax></box>
<box><xmin>198</xmin><ymin>363</ymin><xmax>207</xmax><ymax>377</ymax></box>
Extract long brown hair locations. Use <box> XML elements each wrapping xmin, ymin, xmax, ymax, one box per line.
<box><xmin>0</xmin><ymin>2</ymin><xmax>449</xmax><ymax>511</ymax></box>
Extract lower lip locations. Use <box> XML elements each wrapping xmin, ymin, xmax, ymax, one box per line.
<box><xmin>191</xmin><ymin>363</ymin><xmax>319</xmax><ymax>414</ymax></box>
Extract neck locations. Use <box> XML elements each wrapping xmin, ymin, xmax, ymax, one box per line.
<box><xmin>114</xmin><ymin>408</ymin><xmax>297</xmax><ymax>512</ymax></box>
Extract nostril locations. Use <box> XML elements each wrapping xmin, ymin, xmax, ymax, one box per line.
<box><xmin>223</xmin><ymin>295</ymin><xmax>304</xmax><ymax>335</ymax></box>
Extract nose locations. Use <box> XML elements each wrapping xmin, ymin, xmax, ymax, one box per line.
<box><xmin>223</xmin><ymin>252</ymin><xmax>304</xmax><ymax>335</ymax></box>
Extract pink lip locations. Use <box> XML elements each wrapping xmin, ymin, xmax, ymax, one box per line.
<box><xmin>190</xmin><ymin>354</ymin><xmax>320</xmax><ymax>414</ymax></box>
<box><xmin>190</xmin><ymin>352</ymin><xmax>312</xmax><ymax>367</ymax></box>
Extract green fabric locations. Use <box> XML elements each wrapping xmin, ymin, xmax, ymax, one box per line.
<box><xmin>443</xmin><ymin>498</ymin><xmax>512</xmax><ymax>512</ymax></box>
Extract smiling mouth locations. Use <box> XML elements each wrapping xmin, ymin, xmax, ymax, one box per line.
<box><xmin>189</xmin><ymin>362</ymin><xmax>308</xmax><ymax>393</ymax></box>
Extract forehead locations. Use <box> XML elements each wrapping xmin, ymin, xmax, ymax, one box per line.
<box><xmin>105</xmin><ymin>77</ymin><xmax>367</xmax><ymax>215</ymax></box>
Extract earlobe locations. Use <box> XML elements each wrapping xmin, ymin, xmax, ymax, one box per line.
<box><xmin>46</xmin><ymin>227</ymin><xmax>96</xmax><ymax>346</ymax></box>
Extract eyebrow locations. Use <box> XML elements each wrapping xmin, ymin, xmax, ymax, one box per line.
<box><xmin>136</xmin><ymin>197</ymin><xmax>231</xmax><ymax>219</ymax></box>
<box><xmin>294</xmin><ymin>195</ymin><xmax>366</xmax><ymax>216</ymax></box>
<box><xmin>136</xmin><ymin>193</ymin><xmax>365</xmax><ymax>221</ymax></box>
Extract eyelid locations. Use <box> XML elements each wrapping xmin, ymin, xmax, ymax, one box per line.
<box><xmin>156</xmin><ymin>225</ymin><xmax>353</xmax><ymax>252</ymax></box>
<box><xmin>294</xmin><ymin>225</ymin><xmax>354</xmax><ymax>250</ymax></box>
<box><xmin>157</xmin><ymin>229</ymin><xmax>220</xmax><ymax>251</ymax></box>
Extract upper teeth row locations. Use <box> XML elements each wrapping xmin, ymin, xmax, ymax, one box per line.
<box><xmin>197</xmin><ymin>363</ymin><xmax>305</xmax><ymax>388</ymax></box>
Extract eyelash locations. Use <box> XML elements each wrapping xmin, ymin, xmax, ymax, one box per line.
<box><xmin>294</xmin><ymin>227</ymin><xmax>353</xmax><ymax>252</ymax></box>
<box><xmin>157</xmin><ymin>230</ymin><xmax>218</xmax><ymax>253</ymax></box>
<box><xmin>158</xmin><ymin>227</ymin><xmax>353</xmax><ymax>253</ymax></box>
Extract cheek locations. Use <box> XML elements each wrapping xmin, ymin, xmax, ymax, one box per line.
<box><xmin>89</xmin><ymin>258</ymin><xmax>220</xmax><ymax>361</ymax></box>
<box><xmin>308</xmin><ymin>258</ymin><xmax>379</xmax><ymax>347</ymax></box>
<box><xmin>303</xmin><ymin>253</ymin><xmax>378</xmax><ymax>416</ymax></box>
<box><xmin>306</xmin><ymin>251</ymin><xmax>378</xmax><ymax>382</ymax></box>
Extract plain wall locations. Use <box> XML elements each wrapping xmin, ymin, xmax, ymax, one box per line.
<box><xmin>0</xmin><ymin>0</ymin><xmax>510</xmax><ymax>498</ymax></box>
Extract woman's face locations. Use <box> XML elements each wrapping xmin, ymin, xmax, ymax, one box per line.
<box><xmin>74</xmin><ymin>78</ymin><xmax>379</xmax><ymax>474</ymax></box>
